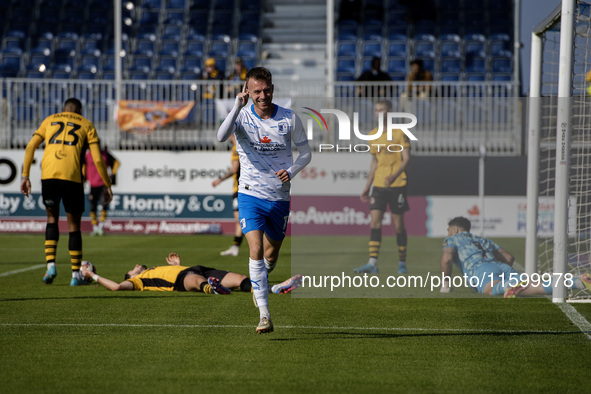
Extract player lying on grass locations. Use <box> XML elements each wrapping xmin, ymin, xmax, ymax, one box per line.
<box><xmin>440</xmin><ymin>216</ymin><xmax>591</xmax><ymax>297</ymax></box>
<box><xmin>81</xmin><ymin>252</ymin><xmax>302</xmax><ymax>295</ymax></box>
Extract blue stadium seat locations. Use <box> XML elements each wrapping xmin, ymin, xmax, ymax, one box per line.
<box><xmin>144</xmin><ymin>0</ymin><xmax>163</xmax><ymax>9</ymax></box>
<box><xmin>137</xmin><ymin>25</ymin><xmax>159</xmax><ymax>41</ymax></box>
<box><xmin>51</xmin><ymin>68</ymin><xmax>72</xmax><ymax>79</ymax></box>
<box><xmin>241</xmin><ymin>56</ymin><xmax>256</xmax><ymax>69</ymax></box>
<box><xmin>26</xmin><ymin>70</ymin><xmax>46</xmax><ymax>78</ymax></box>
<box><xmin>387</xmin><ymin>41</ymin><xmax>407</xmax><ymax>57</ymax></box>
<box><xmin>28</xmin><ymin>54</ymin><xmax>51</xmax><ymax>70</ymax></box>
<box><xmin>80</xmin><ymin>39</ymin><xmax>102</xmax><ymax>56</ymax></box>
<box><xmin>363</xmin><ymin>23</ymin><xmax>382</xmax><ymax>41</ymax></box>
<box><xmin>162</xmin><ymin>25</ymin><xmax>183</xmax><ymax>40</ymax></box>
<box><xmin>189</xmin><ymin>9</ymin><xmax>209</xmax><ymax>25</ymax></box>
<box><xmin>131</xmin><ymin>55</ymin><xmax>153</xmax><ymax>73</ymax></box>
<box><xmin>362</xmin><ymin>41</ymin><xmax>382</xmax><ymax>58</ymax></box>
<box><xmin>159</xmin><ymin>40</ymin><xmax>180</xmax><ymax>57</ymax></box>
<box><xmin>155</xmin><ymin>56</ymin><xmax>177</xmax><ymax>74</ymax></box>
<box><xmin>465</xmin><ymin>55</ymin><xmax>486</xmax><ymax>73</ymax></box>
<box><xmin>139</xmin><ymin>10</ymin><xmax>160</xmax><ymax>25</ymax></box>
<box><xmin>166</xmin><ymin>0</ymin><xmax>186</xmax><ymax>9</ymax></box>
<box><xmin>236</xmin><ymin>41</ymin><xmax>257</xmax><ymax>58</ymax></box>
<box><xmin>129</xmin><ymin>70</ymin><xmax>149</xmax><ymax>80</ymax></box>
<box><xmin>77</xmin><ymin>71</ymin><xmax>97</xmax><ymax>79</ymax></box>
<box><xmin>414</xmin><ymin>20</ymin><xmax>436</xmax><ymax>42</ymax></box>
<box><xmin>441</xmin><ymin>73</ymin><xmax>460</xmax><ymax>82</ymax></box>
<box><xmin>465</xmin><ymin>73</ymin><xmax>486</xmax><ymax>82</ymax></box>
<box><xmin>180</xmin><ymin>55</ymin><xmax>202</xmax><ymax>73</ymax></box>
<box><xmin>490</xmin><ymin>40</ymin><xmax>512</xmax><ymax>57</ymax></box>
<box><xmin>440</xmin><ymin>41</ymin><xmax>460</xmax><ymax>59</ymax></box>
<box><xmin>414</xmin><ymin>41</ymin><xmax>435</xmax><ymax>58</ymax></box>
<box><xmin>0</xmin><ymin>54</ymin><xmax>22</xmax><ymax>73</ymax></box>
<box><xmin>184</xmin><ymin>40</ymin><xmax>205</xmax><ymax>57</ymax></box>
<box><xmin>417</xmin><ymin>57</ymin><xmax>435</xmax><ymax>74</ymax></box>
<box><xmin>79</xmin><ymin>54</ymin><xmax>101</xmax><ymax>73</ymax></box>
<box><xmin>336</xmin><ymin>71</ymin><xmax>355</xmax><ymax>81</ymax></box>
<box><xmin>441</xmin><ymin>59</ymin><xmax>460</xmax><ymax>74</ymax></box>
<box><xmin>492</xmin><ymin>73</ymin><xmax>512</xmax><ymax>82</ymax></box>
<box><xmin>134</xmin><ymin>40</ymin><xmax>156</xmax><ymax>57</ymax></box>
<box><xmin>165</xmin><ymin>11</ymin><xmax>185</xmax><ymax>25</ymax></box>
<box><xmin>336</xmin><ymin>57</ymin><xmax>356</xmax><ymax>74</ymax></box>
<box><xmin>387</xmin><ymin>25</ymin><xmax>408</xmax><ymax>41</ymax></box>
<box><xmin>56</xmin><ymin>38</ymin><xmax>78</xmax><ymax>53</ymax></box>
<box><xmin>337</xmin><ymin>41</ymin><xmax>357</xmax><ymax>57</ymax></box>
<box><xmin>30</xmin><ymin>38</ymin><xmax>53</xmax><ymax>56</ymax></box>
<box><xmin>156</xmin><ymin>72</ymin><xmax>174</xmax><ymax>80</ymax></box>
<box><xmin>492</xmin><ymin>57</ymin><xmax>512</xmax><ymax>73</ymax></box>
<box><xmin>389</xmin><ymin>73</ymin><xmax>406</xmax><ymax>81</ymax></box>
<box><xmin>2</xmin><ymin>37</ymin><xmax>24</xmax><ymax>53</ymax></box>
<box><xmin>464</xmin><ymin>41</ymin><xmax>485</xmax><ymax>57</ymax></box>
<box><xmin>208</xmin><ymin>40</ymin><xmax>230</xmax><ymax>57</ymax></box>
<box><xmin>387</xmin><ymin>57</ymin><xmax>406</xmax><ymax>74</ymax></box>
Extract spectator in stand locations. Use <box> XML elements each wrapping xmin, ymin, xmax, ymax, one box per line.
<box><xmin>356</xmin><ymin>56</ymin><xmax>391</xmax><ymax>97</ymax></box>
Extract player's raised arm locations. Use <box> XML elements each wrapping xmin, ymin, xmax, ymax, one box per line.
<box><xmin>217</xmin><ymin>81</ymin><xmax>249</xmax><ymax>142</ymax></box>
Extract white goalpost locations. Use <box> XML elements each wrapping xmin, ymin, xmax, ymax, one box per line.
<box><xmin>526</xmin><ymin>0</ymin><xmax>591</xmax><ymax>302</ymax></box>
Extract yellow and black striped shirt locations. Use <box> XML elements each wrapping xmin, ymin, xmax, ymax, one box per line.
<box><xmin>126</xmin><ymin>266</ymin><xmax>188</xmax><ymax>291</ymax></box>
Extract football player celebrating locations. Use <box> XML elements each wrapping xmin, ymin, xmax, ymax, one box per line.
<box><xmin>216</xmin><ymin>67</ymin><xmax>312</xmax><ymax>333</ymax></box>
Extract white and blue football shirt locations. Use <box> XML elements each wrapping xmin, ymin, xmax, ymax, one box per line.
<box><xmin>231</xmin><ymin>103</ymin><xmax>308</xmax><ymax>201</ymax></box>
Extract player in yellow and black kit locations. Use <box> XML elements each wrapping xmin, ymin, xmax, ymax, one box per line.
<box><xmin>81</xmin><ymin>252</ymin><xmax>302</xmax><ymax>295</ymax></box>
<box><xmin>355</xmin><ymin>99</ymin><xmax>411</xmax><ymax>275</ymax></box>
<box><xmin>20</xmin><ymin>98</ymin><xmax>112</xmax><ymax>286</ymax></box>
<box><xmin>212</xmin><ymin>134</ymin><xmax>243</xmax><ymax>256</ymax></box>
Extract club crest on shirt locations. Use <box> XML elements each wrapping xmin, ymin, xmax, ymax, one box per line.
<box><xmin>277</xmin><ymin>121</ymin><xmax>289</xmax><ymax>135</ymax></box>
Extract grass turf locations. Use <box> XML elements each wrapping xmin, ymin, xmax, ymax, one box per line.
<box><xmin>0</xmin><ymin>234</ymin><xmax>589</xmax><ymax>393</ymax></box>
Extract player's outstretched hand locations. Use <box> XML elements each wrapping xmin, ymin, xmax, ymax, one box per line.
<box><xmin>20</xmin><ymin>178</ymin><xmax>31</xmax><ymax>197</ymax></box>
<box><xmin>275</xmin><ymin>169</ymin><xmax>290</xmax><ymax>183</ymax></box>
<box><xmin>360</xmin><ymin>188</ymin><xmax>370</xmax><ymax>203</ymax></box>
<box><xmin>236</xmin><ymin>81</ymin><xmax>249</xmax><ymax>108</ymax></box>
<box><xmin>166</xmin><ymin>252</ymin><xmax>181</xmax><ymax>265</ymax></box>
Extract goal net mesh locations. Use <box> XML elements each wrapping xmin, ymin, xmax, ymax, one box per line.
<box><xmin>536</xmin><ymin>1</ymin><xmax>591</xmax><ymax>299</ymax></box>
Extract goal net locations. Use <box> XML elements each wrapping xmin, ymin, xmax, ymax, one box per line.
<box><xmin>526</xmin><ymin>0</ymin><xmax>591</xmax><ymax>301</ymax></box>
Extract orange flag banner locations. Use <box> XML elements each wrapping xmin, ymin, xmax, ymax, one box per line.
<box><xmin>117</xmin><ymin>100</ymin><xmax>195</xmax><ymax>134</ymax></box>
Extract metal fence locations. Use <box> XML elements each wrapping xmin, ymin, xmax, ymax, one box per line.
<box><xmin>0</xmin><ymin>78</ymin><xmax>522</xmax><ymax>155</ymax></box>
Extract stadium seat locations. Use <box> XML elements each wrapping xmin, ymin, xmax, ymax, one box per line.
<box><xmin>139</xmin><ymin>10</ymin><xmax>160</xmax><ymax>25</ymax></box>
<box><xmin>465</xmin><ymin>55</ymin><xmax>486</xmax><ymax>73</ymax></box>
<box><xmin>492</xmin><ymin>73</ymin><xmax>512</xmax><ymax>82</ymax></box>
<box><xmin>162</xmin><ymin>25</ymin><xmax>183</xmax><ymax>40</ymax></box>
<box><xmin>389</xmin><ymin>73</ymin><xmax>406</xmax><ymax>81</ymax></box>
<box><xmin>180</xmin><ymin>55</ymin><xmax>202</xmax><ymax>73</ymax></box>
<box><xmin>387</xmin><ymin>41</ymin><xmax>407</xmax><ymax>57</ymax></box>
<box><xmin>0</xmin><ymin>54</ymin><xmax>22</xmax><ymax>74</ymax></box>
<box><xmin>79</xmin><ymin>54</ymin><xmax>101</xmax><ymax>73</ymax></box>
<box><xmin>164</xmin><ymin>11</ymin><xmax>185</xmax><ymax>25</ymax></box>
<box><xmin>137</xmin><ymin>25</ymin><xmax>159</xmax><ymax>41</ymax></box>
<box><xmin>30</xmin><ymin>38</ymin><xmax>53</xmax><ymax>56</ymax></box>
<box><xmin>440</xmin><ymin>41</ymin><xmax>461</xmax><ymax>59</ymax></box>
<box><xmin>387</xmin><ymin>25</ymin><xmax>408</xmax><ymax>41</ymax></box>
<box><xmin>441</xmin><ymin>73</ymin><xmax>460</xmax><ymax>82</ymax></box>
<box><xmin>336</xmin><ymin>71</ymin><xmax>356</xmax><ymax>81</ymax></box>
<box><xmin>414</xmin><ymin>41</ymin><xmax>435</xmax><ymax>58</ymax></box>
<box><xmin>184</xmin><ymin>40</ymin><xmax>205</xmax><ymax>57</ymax></box>
<box><xmin>466</xmin><ymin>73</ymin><xmax>486</xmax><ymax>82</ymax></box>
<box><xmin>77</xmin><ymin>71</ymin><xmax>97</xmax><ymax>79</ymax></box>
<box><xmin>134</xmin><ymin>40</ymin><xmax>156</xmax><ymax>57</ymax></box>
<box><xmin>362</xmin><ymin>41</ymin><xmax>382</xmax><ymax>58</ymax></box>
<box><xmin>337</xmin><ymin>41</ymin><xmax>358</xmax><ymax>57</ymax></box>
<box><xmin>236</xmin><ymin>41</ymin><xmax>257</xmax><ymax>58</ymax></box>
<box><xmin>336</xmin><ymin>57</ymin><xmax>356</xmax><ymax>74</ymax></box>
<box><xmin>387</xmin><ymin>57</ymin><xmax>406</xmax><ymax>74</ymax></box>
<box><xmin>155</xmin><ymin>56</ymin><xmax>177</xmax><ymax>75</ymax></box>
<box><xmin>129</xmin><ymin>70</ymin><xmax>150</xmax><ymax>80</ymax></box>
<box><xmin>464</xmin><ymin>41</ymin><xmax>485</xmax><ymax>57</ymax></box>
<box><xmin>208</xmin><ymin>40</ymin><xmax>230</xmax><ymax>57</ymax></box>
<box><xmin>362</xmin><ymin>23</ymin><xmax>382</xmax><ymax>41</ymax></box>
<box><xmin>414</xmin><ymin>20</ymin><xmax>436</xmax><ymax>42</ymax></box>
<box><xmin>166</xmin><ymin>0</ymin><xmax>186</xmax><ymax>9</ymax></box>
<box><xmin>492</xmin><ymin>57</ymin><xmax>512</xmax><ymax>73</ymax></box>
<box><xmin>80</xmin><ymin>39</ymin><xmax>102</xmax><ymax>56</ymax></box>
<box><xmin>2</xmin><ymin>37</ymin><xmax>25</xmax><ymax>53</ymax></box>
<box><xmin>130</xmin><ymin>55</ymin><xmax>153</xmax><ymax>74</ymax></box>
<box><xmin>490</xmin><ymin>40</ymin><xmax>512</xmax><ymax>57</ymax></box>
<box><xmin>241</xmin><ymin>56</ymin><xmax>256</xmax><ymax>70</ymax></box>
<box><xmin>28</xmin><ymin>54</ymin><xmax>51</xmax><ymax>70</ymax></box>
<box><xmin>441</xmin><ymin>59</ymin><xmax>461</xmax><ymax>74</ymax></box>
<box><xmin>156</xmin><ymin>72</ymin><xmax>174</xmax><ymax>80</ymax></box>
<box><xmin>159</xmin><ymin>41</ymin><xmax>180</xmax><ymax>57</ymax></box>
<box><xmin>417</xmin><ymin>57</ymin><xmax>435</xmax><ymax>74</ymax></box>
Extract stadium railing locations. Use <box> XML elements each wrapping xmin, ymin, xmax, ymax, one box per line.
<box><xmin>0</xmin><ymin>78</ymin><xmax>521</xmax><ymax>156</ymax></box>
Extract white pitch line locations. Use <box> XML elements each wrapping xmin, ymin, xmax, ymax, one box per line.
<box><xmin>0</xmin><ymin>322</ymin><xmax>585</xmax><ymax>335</ymax></box>
<box><xmin>0</xmin><ymin>264</ymin><xmax>45</xmax><ymax>278</ymax></box>
<box><xmin>556</xmin><ymin>303</ymin><xmax>591</xmax><ymax>341</ymax></box>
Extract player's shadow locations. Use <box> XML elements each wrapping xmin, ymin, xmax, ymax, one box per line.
<box><xmin>269</xmin><ymin>330</ymin><xmax>585</xmax><ymax>341</ymax></box>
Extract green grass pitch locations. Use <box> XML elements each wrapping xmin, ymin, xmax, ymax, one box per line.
<box><xmin>0</xmin><ymin>233</ymin><xmax>590</xmax><ymax>393</ymax></box>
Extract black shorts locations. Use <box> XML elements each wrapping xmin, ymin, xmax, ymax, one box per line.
<box><xmin>370</xmin><ymin>186</ymin><xmax>409</xmax><ymax>214</ymax></box>
<box><xmin>42</xmin><ymin>179</ymin><xmax>85</xmax><ymax>215</ymax></box>
<box><xmin>88</xmin><ymin>186</ymin><xmax>110</xmax><ymax>210</ymax></box>
<box><xmin>173</xmin><ymin>265</ymin><xmax>229</xmax><ymax>292</ymax></box>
